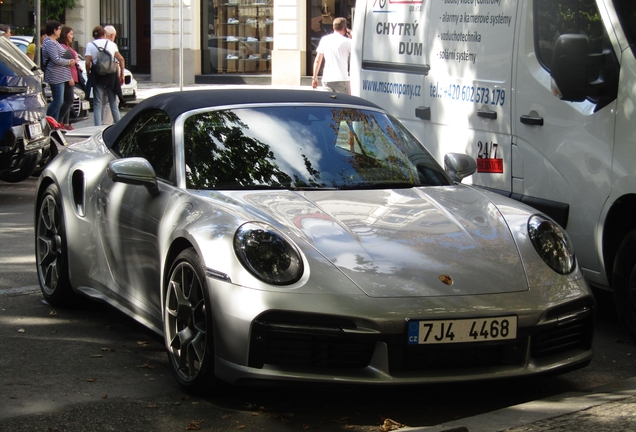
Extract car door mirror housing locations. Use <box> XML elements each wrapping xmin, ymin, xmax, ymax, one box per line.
<box><xmin>550</xmin><ymin>34</ymin><xmax>618</xmax><ymax>109</ymax></box>
<box><xmin>107</xmin><ymin>157</ymin><xmax>160</xmax><ymax>197</ymax></box>
<box><xmin>444</xmin><ymin>153</ymin><xmax>476</xmax><ymax>183</ymax></box>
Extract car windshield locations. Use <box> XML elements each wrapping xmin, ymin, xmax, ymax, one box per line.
<box><xmin>182</xmin><ymin>105</ymin><xmax>451</xmax><ymax>190</ymax></box>
<box><xmin>0</xmin><ymin>36</ymin><xmax>37</xmax><ymax>77</ymax></box>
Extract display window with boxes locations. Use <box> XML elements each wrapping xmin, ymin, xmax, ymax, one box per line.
<box><xmin>205</xmin><ymin>0</ymin><xmax>273</xmax><ymax>74</ymax></box>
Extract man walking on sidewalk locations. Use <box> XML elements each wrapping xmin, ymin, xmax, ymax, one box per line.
<box><xmin>312</xmin><ymin>17</ymin><xmax>352</xmax><ymax>94</ymax></box>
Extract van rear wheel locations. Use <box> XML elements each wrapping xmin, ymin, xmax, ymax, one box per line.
<box><xmin>613</xmin><ymin>229</ymin><xmax>636</xmax><ymax>343</ymax></box>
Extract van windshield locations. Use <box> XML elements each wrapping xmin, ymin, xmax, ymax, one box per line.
<box><xmin>613</xmin><ymin>1</ymin><xmax>636</xmax><ymax>53</ymax></box>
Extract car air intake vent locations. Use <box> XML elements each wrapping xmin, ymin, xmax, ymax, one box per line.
<box><xmin>530</xmin><ymin>314</ymin><xmax>594</xmax><ymax>358</ymax></box>
<box><xmin>393</xmin><ymin>340</ymin><xmax>526</xmax><ymax>372</ymax></box>
<box><xmin>249</xmin><ymin>320</ymin><xmax>376</xmax><ymax>369</ymax></box>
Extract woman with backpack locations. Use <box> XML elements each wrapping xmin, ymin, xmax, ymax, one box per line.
<box><xmin>85</xmin><ymin>25</ymin><xmax>126</xmax><ymax>126</ymax></box>
<box><xmin>42</xmin><ymin>20</ymin><xmax>76</xmax><ymax>122</ymax></box>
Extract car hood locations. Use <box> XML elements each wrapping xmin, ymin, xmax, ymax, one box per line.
<box><xmin>240</xmin><ymin>186</ymin><xmax>528</xmax><ymax>298</ymax></box>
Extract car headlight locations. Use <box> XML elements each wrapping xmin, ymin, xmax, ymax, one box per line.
<box><xmin>528</xmin><ymin>215</ymin><xmax>575</xmax><ymax>275</ymax></box>
<box><xmin>234</xmin><ymin>222</ymin><xmax>303</xmax><ymax>285</ymax></box>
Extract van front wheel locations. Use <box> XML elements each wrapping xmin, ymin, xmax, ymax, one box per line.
<box><xmin>613</xmin><ymin>229</ymin><xmax>636</xmax><ymax>343</ymax></box>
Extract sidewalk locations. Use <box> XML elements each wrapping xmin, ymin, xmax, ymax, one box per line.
<box><xmin>406</xmin><ymin>377</ymin><xmax>636</xmax><ymax>432</ymax></box>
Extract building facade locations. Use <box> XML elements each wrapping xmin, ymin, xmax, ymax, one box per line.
<box><xmin>0</xmin><ymin>0</ymin><xmax>354</xmax><ymax>84</ymax></box>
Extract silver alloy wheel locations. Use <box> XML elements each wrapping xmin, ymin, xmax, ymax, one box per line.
<box><xmin>165</xmin><ymin>259</ymin><xmax>208</xmax><ymax>383</ymax></box>
<box><xmin>37</xmin><ymin>193</ymin><xmax>63</xmax><ymax>296</ymax></box>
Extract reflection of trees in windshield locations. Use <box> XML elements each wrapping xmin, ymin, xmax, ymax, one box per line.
<box><xmin>184</xmin><ymin>111</ymin><xmax>293</xmax><ymax>189</ymax></box>
<box><xmin>183</xmin><ymin>107</ymin><xmax>449</xmax><ymax>191</ymax></box>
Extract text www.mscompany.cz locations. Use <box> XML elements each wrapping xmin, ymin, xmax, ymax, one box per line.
<box><xmin>362</xmin><ymin>79</ymin><xmax>422</xmax><ymax>99</ymax></box>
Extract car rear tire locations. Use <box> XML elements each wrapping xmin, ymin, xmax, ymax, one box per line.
<box><xmin>613</xmin><ymin>229</ymin><xmax>636</xmax><ymax>343</ymax></box>
<box><xmin>0</xmin><ymin>152</ymin><xmax>39</xmax><ymax>183</ymax></box>
<box><xmin>36</xmin><ymin>183</ymin><xmax>75</xmax><ymax>305</ymax></box>
<box><xmin>164</xmin><ymin>248</ymin><xmax>216</xmax><ymax>393</ymax></box>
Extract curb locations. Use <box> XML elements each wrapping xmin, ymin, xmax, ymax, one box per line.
<box><xmin>405</xmin><ymin>377</ymin><xmax>636</xmax><ymax>432</ymax></box>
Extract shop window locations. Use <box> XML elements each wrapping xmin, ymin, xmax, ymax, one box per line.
<box><xmin>204</xmin><ymin>0</ymin><xmax>273</xmax><ymax>74</ymax></box>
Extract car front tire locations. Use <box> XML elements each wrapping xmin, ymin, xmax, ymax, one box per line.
<box><xmin>36</xmin><ymin>183</ymin><xmax>75</xmax><ymax>305</ymax></box>
<box><xmin>164</xmin><ymin>248</ymin><xmax>216</xmax><ymax>393</ymax></box>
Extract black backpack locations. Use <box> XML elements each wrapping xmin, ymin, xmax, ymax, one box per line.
<box><xmin>91</xmin><ymin>40</ymin><xmax>117</xmax><ymax>75</ymax></box>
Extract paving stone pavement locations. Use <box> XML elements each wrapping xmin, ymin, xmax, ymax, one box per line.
<box><xmin>502</xmin><ymin>395</ymin><xmax>636</xmax><ymax>432</ymax></box>
<box><xmin>407</xmin><ymin>378</ymin><xmax>636</xmax><ymax>432</ymax></box>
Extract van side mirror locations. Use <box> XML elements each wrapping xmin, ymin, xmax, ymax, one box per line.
<box><xmin>444</xmin><ymin>153</ymin><xmax>476</xmax><ymax>183</ymax></box>
<box><xmin>550</xmin><ymin>34</ymin><xmax>590</xmax><ymax>102</ymax></box>
<box><xmin>550</xmin><ymin>34</ymin><xmax>618</xmax><ymax>108</ymax></box>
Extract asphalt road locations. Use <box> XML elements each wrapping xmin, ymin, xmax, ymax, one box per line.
<box><xmin>1</xmin><ymin>156</ymin><xmax>635</xmax><ymax>432</ymax></box>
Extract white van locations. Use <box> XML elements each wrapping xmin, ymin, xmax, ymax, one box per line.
<box><xmin>351</xmin><ymin>0</ymin><xmax>636</xmax><ymax>340</ymax></box>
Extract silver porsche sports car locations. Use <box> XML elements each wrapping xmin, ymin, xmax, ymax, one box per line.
<box><xmin>35</xmin><ymin>88</ymin><xmax>594</xmax><ymax>392</ymax></box>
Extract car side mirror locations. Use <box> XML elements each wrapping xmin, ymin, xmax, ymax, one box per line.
<box><xmin>550</xmin><ymin>34</ymin><xmax>618</xmax><ymax>109</ymax></box>
<box><xmin>444</xmin><ymin>153</ymin><xmax>476</xmax><ymax>183</ymax></box>
<box><xmin>550</xmin><ymin>34</ymin><xmax>591</xmax><ymax>102</ymax></box>
<box><xmin>107</xmin><ymin>157</ymin><xmax>160</xmax><ymax>197</ymax></box>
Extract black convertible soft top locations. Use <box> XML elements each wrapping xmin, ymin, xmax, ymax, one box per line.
<box><xmin>102</xmin><ymin>87</ymin><xmax>382</xmax><ymax>148</ymax></box>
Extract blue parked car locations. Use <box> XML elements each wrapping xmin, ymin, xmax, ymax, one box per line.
<box><xmin>0</xmin><ymin>33</ymin><xmax>51</xmax><ymax>182</ymax></box>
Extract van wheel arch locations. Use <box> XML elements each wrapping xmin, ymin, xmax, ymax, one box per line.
<box><xmin>603</xmin><ymin>194</ymin><xmax>636</xmax><ymax>286</ymax></box>
<box><xmin>612</xmin><ymin>229</ymin><xmax>636</xmax><ymax>343</ymax></box>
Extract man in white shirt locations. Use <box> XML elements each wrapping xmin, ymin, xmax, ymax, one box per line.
<box><xmin>312</xmin><ymin>17</ymin><xmax>352</xmax><ymax>94</ymax></box>
<box><xmin>85</xmin><ymin>25</ymin><xmax>125</xmax><ymax>126</ymax></box>
<box><xmin>101</xmin><ymin>25</ymin><xmax>123</xmax><ymax>124</ymax></box>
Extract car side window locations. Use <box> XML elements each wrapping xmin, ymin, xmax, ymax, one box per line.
<box><xmin>111</xmin><ymin>109</ymin><xmax>174</xmax><ymax>182</ymax></box>
<box><xmin>534</xmin><ymin>0</ymin><xmax>609</xmax><ymax>71</ymax></box>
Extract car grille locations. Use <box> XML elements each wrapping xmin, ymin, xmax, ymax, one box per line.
<box><xmin>529</xmin><ymin>303</ymin><xmax>594</xmax><ymax>358</ymax></box>
<box><xmin>72</xmin><ymin>98</ymin><xmax>81</xmax><ymax>116</ymax></box>
<box><xmin>249</xmin><ymin>313</ymin><xmax>376</xmax><ymax>369</ymax></box>
<box><xmin>248</xmin><ymin>301</ymin><xmax>594</xmax><ymax>373</ymax></box>
<box><xmin>394</xmin><ymin>340</ymin><xmax>526</xmax><ymax>372</ymax></box>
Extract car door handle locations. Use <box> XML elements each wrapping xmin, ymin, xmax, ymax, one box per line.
<box><xmin>477</xmin><ymin>110</ymin><xmax>497</xmax><ymax>120</ymax></box>
<box><xmin>520</xmin><ymin>115</ymin><xmax>544</xmax><ymax>126</ymax></box>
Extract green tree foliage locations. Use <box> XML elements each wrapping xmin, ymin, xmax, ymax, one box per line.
<box><xmin>36</xmin><ymin>0</ymin><xmax>77</xmax><ymax>21</ymax></box>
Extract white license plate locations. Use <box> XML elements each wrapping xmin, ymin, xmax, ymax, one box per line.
<box><xmin>407</xmin><ymin>316</ymin><xmax>517</xmax><ymax>345</ymax></box>
<box><xmin>81</xmin><ymin>101</ymin><xmax>91</xmax><ymax>110</ymax></box>
<box><xmin>28</xmin><ymin>122</ymin><xmax>43</xmax><ymax>139</ymax></box>
<box><xmin>122</xmin><ymin>88</ymin><xmax>133</xmax><ymax>95</ymax></box>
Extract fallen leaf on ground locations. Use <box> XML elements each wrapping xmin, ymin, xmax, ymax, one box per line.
<box><xmin>138</xmin><ymin>341</ymin><xmax>150</xmax><ymax>347</ymax></box>
<box><xmin>237</xmin><ymin>426</ymin><xmax>246</xmax><ymax>430</ymax></box>
<box><xmin>137</xmin><ymin>360</ymin><xmax>156</xmax><ymax>369</ymax></box>
<box><xmin>86</xmin><ymin>378</ymin><xmax>97</xmax><ymax>382</ymax></box>
<box><xmin>102</xmin><ymin>394</ymin><xmax>108</xmax><ymax>399</ymax></box>
<box><xmin>49</xmin><ymin>310</ymin><xmax>57</xmax><ymax>316</ymax></box>
<box><xmin>90</xmin><ymin>355</ymin><xmax>104</xmax><ymax>358</ymax></box>
<box><xmin>379</xmin><ymin>418</ymin><xmax>406</xmax><ymax>432</ymax></box>
<box><xmin>302</xmin><ymin>424</ymin><xmax>310</xmax><ymax>430</ymax></box>
<box><xmin>186</xmin><ymin>420</ymin><xmax>204</xmax><ymax>430</ymax></box>
<box><xmin>221</xmin><ymin>415</ymin><xmax>231</xmax><ymax>420</ymax></box>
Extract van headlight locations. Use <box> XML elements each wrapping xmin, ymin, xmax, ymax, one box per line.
<box><xmin>234</xmin><ymin>222</ymin><xmax>303</xmax><ymax>285</ymax></box>
<box><xmin>528</xmin><ymin>215</ymin><xmax>575</xmax><ymax>274</ymax></box>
